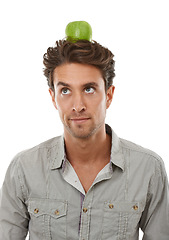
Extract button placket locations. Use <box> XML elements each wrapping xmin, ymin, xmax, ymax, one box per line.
<box><xmin>79</xmin><ymin>190</ymin><xmax>94</xmax><ymax>240</ymax></box>
<box><xmin>80</xmin><ymin>205</ymin><xmax>91</xmax><ymax>240</ymax></box>
<box><xmin>83</xmin><ymin>208</ymin><xmax>88</xmax><ymax>213</ymax></box>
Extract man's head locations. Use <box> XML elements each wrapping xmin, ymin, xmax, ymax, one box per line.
<box><xmin>43</xmin><ymin>40</ymin><xmax>115</xmax><ymax>140</ymax></box>
<box><xmin>43</xmin><ymin>39</ymin><xmax>115</xmax><ymax>93</ymax></box>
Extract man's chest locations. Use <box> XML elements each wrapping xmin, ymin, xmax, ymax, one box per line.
<box><xmin>73</xmin><ymin>165</ymin><xmax>109</xmax><ymax>193</ymax></box>
<box><xmin>26</xmin><ymin>166</ymin><xmax>147</xmax><ymax>240</ymax></box>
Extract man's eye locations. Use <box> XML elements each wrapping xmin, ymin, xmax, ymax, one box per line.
<box><xmin>61</xmin><ymin>88</ymin><xmax>70</xmax><ymax>95</ymax></box>
<box><xmin>85</xmin><ymin>87</ymin><xmax>95</xmax><ymax>94</ymax></box>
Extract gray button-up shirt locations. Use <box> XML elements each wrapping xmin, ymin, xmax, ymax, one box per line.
<box><xmin>0</xmin><ymin>125</ymin><xmax>169</xmax><ymax>240</ymax></box>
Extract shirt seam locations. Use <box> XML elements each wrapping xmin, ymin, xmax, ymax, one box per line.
<box><xmin>120</xmin><ymin>140</ymin><xmax>162</xmax><ymax>162</ymax></box>
<box><xmin>16</xmin><ymin>160</ymin><xmax>27</xmax><ymax>201</ymax></box>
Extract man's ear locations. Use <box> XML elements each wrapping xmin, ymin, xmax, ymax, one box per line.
<box><xmin>106</xmin><ymin>85</ymin><xmax>115</xmax><ymax>109</ymax></box>
<box><xmin>49</xmin><ymin>88</ymin><xmax>57</xmax><ymax>110</ymax></box>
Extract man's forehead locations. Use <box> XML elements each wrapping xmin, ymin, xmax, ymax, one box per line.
<box><xmin>53</xmin><ymin>63</ymin><xmax>104</xmax><ymax>87</ymax></box>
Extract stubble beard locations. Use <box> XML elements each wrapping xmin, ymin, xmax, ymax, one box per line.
<box><xmin>63</xmin><ymin>118</ymin><xmax>105</xmax><ymax>140</ymax></box>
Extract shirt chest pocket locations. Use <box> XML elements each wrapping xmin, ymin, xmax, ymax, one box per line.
<box><xmin>28</xmin><ymin>198</ymin><xmax>67</xmax><ymax>240</ymax></box>
<box><xmin>102</xmin><ymin>201</ymin><xmax>144</xmax><ymax>240</ymax></box>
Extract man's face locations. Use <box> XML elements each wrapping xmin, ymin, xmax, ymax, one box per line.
<box><xmin>49</xmin><ymin>63</ymin><xmax>114</xmax><ymax>139</ymax></box>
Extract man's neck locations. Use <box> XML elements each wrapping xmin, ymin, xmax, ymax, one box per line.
<box><xmin>64</xmin><ymin>126</ymin><xmax>112</xmax><ymax>167</ymax></box>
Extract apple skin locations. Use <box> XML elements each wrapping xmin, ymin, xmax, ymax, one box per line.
<box><xmin>65</xmin><ymin>21</ymin><xmax>92</xmax><ymax>42</ymax></box>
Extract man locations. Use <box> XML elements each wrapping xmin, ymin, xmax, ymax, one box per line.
<box><xmin>0</xmin><ymin>39</ymin><xmax>169</xmax><ymax>240</ymax></box>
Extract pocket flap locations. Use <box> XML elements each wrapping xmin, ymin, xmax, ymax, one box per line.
<box><xmin>104</xmin><ymin>201</ymin><xmax>144</xmax><ymax>213</ymax></box>
<box><xmin>28</xmin><ymin>198</ymin><xmax>67</xmax><ymax>219</ymax></box>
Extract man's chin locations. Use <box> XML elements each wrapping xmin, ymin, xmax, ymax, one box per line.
<box><xmin>69</xmin><ymin>131</ymin><xmax>93</xmax><ymax>139</ymax></box>
<box><xmin>64</xmin><ymin>120</ymin><xmax>105</xmax><ymax>140</ymax></box>
<box><xmin>65</xmin><ymin>126</ymin><xmax>96</xmax><ymax>140</ymax></box>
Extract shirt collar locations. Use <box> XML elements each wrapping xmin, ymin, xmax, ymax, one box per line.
<box><xmin>50</xmin><ymin>124</ymin><xmax>125</xmax><ymax>172</ymax></box>
<box><xmin>50</xmin><ymin>135</ymin><xmax>65</xmax><ymax>170</ymax></box>
<box><xmin>105</xmin><ymin>124</ymin><xmax>125</xmax><ymax>171</ymax></box>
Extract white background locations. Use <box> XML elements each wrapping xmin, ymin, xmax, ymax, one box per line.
<box><xmin>0</xmin><ymin>1</ymin><xmax>169</xmax><ymax>239</ymax></box>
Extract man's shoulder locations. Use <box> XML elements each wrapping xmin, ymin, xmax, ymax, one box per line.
<box><xmin>13</xmin><ymin>135</ymin><xmax>63</xmax><ymax>162</ymax></box>
<box><xmin>120</xmin><ymin>137</ymin><xmax>162</xmax><ymax>162</ymax></box>
<box><xmin>118</xmin><ymin>137</ymin><xmax>167</xmax><ymax>183</ymax></box>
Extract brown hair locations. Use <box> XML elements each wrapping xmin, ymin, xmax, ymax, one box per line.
<box><xmin>43</xmin><ymin>39</ymin><xmax>115</xmax><ymax>92</ymax></box>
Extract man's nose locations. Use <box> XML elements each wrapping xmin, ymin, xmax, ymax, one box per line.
<box><xmin>72</xmin><ymin>93</ymin><xmax>86</xmax><ymax>113</ymax></box>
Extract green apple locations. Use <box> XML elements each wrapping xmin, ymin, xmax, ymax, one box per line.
<box><xmin>65</xmin><ymin>21</ymin><xmax>92</xmax><ymax>42</ymax></box>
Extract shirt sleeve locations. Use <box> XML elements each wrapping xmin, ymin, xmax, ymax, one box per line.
<box><xmin>140</xmin><ymin>157</ymin><xmax>169</xmax><ymax>240</ymax></box>
<box><xmin>0</xmin><ymin>158</ymin><xmax>29</xmax><ymax>240</ymax></box>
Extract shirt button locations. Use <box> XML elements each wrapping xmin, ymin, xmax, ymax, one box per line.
<box><xmin>34</xmin><ymin>208</ymin><xmax>39</xmax><ymax>214</ymax></box>
<box><xmin>55</xmin><ymin>210</ymin><xmax>60</xmax><ymax>215</ymax></box>
<box><xmin>83</xmin><ymin>208</ymin><xmax>88</xmax><ymax>213</ymax></box>
<box><xmin>133</xmin><ymin>205</ymin><xmax>138</xmax><ymax>210</ymax></box>
<box><xmin>109</xmin><ymin>204</ymin><xmax>114</xmax><ymax>209</ymax></box>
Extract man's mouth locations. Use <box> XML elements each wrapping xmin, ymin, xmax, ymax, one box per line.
<box><xmin>70</xmin><ymin>117</ymin><xmax>90</xmax><ymax>123</ymax></box>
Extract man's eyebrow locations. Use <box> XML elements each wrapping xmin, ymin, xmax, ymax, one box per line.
<box><xmin>56</xmin><ymin>81</ymin><xmax>70</xmax><ymax>87</ymax></box>
<box><xmin>83</xmin><ymin>82</ymin><xmax>99</xmax><ymax>88</ymax></box>
<box><xmin>56</xmin><ymin>81</ymin><xmax>99</xmax><ymax>88</ymax></box>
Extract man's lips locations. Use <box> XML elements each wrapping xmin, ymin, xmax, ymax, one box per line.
<box><xmin>69</xmin><ymin>117</ymin><xmax>90</xmax><ymax>123</ymax></box>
